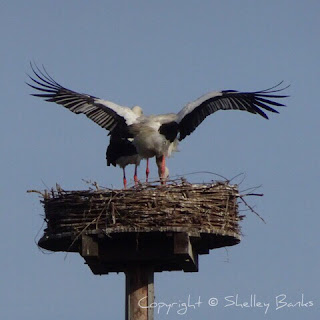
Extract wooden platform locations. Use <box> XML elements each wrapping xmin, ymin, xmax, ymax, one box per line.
<box><xmin>39</xmin><ymin>228</ymin><xmax>240</xmax><ymax>274</ymax></box>
<box><xmin>37</xmin><ymin>181</ymin><xmax>242</xmax><ymax>274</ymax></box>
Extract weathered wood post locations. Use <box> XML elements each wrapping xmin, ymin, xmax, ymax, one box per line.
<box><xmin>125</xmin><ymin>265</ymin><xmax>154</xmax><ymax>320</ymax></box>
<box><xmin>36</xmin><ymin>180</ymin><xmax>243</xmax><ymax>320</ymax></box>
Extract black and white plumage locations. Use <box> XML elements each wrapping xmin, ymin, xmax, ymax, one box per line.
<box><xmin>27</xmin><ymin>64</ymin><xmax>288</xmax><ymax>184</ymax></box>
<box><xmin>106</xmin><ymin>130</ymin><xmax>141</xmax><ymax>188</ymax></box>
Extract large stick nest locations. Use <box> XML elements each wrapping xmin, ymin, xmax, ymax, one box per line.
<box><xmin>38</xmin><ymin>180</ymin><xmax>243</xmax><ymax>241</ymax></box>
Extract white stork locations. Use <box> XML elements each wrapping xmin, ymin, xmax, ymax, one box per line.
<box><xmin>27</xmin><ymin>64</ymin><xmax>288</xmax><ymax>184</ymax></box>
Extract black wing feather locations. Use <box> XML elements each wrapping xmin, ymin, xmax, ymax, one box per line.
<box><xmin>26</xmin><ymin>63</ymin><xmax>129</xmax><ymax>134</ymax></box>
<box><xmin>178</xmin><ymin>83</ymin><xmax>289</xmax><ymax>140</ymax></box>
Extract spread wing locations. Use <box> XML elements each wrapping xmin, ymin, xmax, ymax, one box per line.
<box><xmin>177</xmin><ymin>83</ymin><xmax>289</xmax><ymax>140</ymax></box>
<box><xmin>26</xmin><ymin>63</ymin><xmax>139</xmax><ymax>134</ymax></box>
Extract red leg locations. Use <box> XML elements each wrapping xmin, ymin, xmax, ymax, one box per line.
<box><xmin>123</xmin><ymin>168</ymin><xmax>127</xmax><ymax>189</ymax></box>
<box><xmin>146</xmin><ymin>158</ymin><xmax>150</xmax><ymax>182</ymax></box>
<box><xmin>161</xmin><ymin>156</ymin><xmax>166</xmax><ymax>185</ymax></box>
<box><xmin>134</xmin><ymin>165</ymin><xmax>139</xmax><ymax>186</ymax></box>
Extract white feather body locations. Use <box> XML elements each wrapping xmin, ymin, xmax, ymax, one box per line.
<box><xmin>129</xmin><ymin>113</ymin><xmax>179</xmax><ymax>158</ymax></box>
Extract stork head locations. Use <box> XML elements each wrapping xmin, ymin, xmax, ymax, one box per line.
<box><xmin>132</xmin><ymin>106</ymin><xmax>143</xmax><ymax>116</ymax></box>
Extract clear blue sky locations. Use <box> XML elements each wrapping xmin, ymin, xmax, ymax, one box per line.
<box><xmin>1</xmin><ymin>1</ymin><xmax>319</xmax><ymax>319</ymax></box>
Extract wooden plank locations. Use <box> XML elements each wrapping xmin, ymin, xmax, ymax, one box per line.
<box><xmin>81</xmin><ymin>235</ymin><xmax>99</xmax><ymax>257</ymax></box>
<box><xmin>174</xmin><ymin>233</ymin><xmax>198</xmax><ymax>272</ymax></box>
<box><xmin>174</xmin><ymin>233</ymin><xmax>190</xmax><ymax>254</ymax></box>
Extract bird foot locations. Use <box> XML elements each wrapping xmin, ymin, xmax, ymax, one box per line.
<box><xmin>134</xmin><ymin>176</ymin><xmax>140</xmax><ymax>186</ymax></box>
<box><xmin>160</xmin><ymin>176</ymin><xmax>167</xmax><ymax>185</ymax></box>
